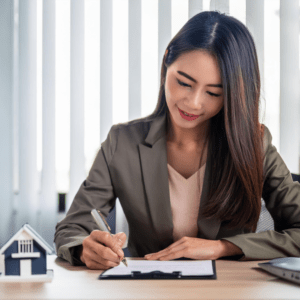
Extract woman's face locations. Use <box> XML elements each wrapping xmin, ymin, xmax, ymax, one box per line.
<box><xmin>165</xmin><ymin>50</ymin><xmax>224</xmax><ymax>135</ymax></box>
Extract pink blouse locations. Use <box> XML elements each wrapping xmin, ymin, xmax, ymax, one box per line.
<box><xmin>167</xmin><ymin>162</ymin><xmax>206</xmax><ymax>242</ymax></box>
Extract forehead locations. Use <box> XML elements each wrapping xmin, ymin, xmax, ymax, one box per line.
<box><xmin>170</xmin><ymin>50</ymin><xmax>221</xmax><ymax>81</ymax></box>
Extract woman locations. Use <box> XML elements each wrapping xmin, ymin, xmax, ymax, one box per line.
<box><xmin>54</xmin><ymin>11</ymin><xmax>300</xmax><ymax>270</ymax></box>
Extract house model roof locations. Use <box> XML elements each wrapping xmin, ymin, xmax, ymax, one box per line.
<box><xmin>0</xmin><ymin>224</ymin><xmax>54</xmax><ymax>255</ymax></box>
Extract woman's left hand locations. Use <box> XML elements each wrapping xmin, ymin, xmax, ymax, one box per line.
<box><xmin>144</xmin><ymin>237</ymin><xmax>224</xmax><ymax>261</ymax></box>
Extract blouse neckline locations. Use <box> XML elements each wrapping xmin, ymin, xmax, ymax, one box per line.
<box><xmin>167</xmin><ymin>162</ymin><xmax>206</xmax><ymax>181</ymax></box>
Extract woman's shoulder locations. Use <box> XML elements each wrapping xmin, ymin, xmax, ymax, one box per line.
<box><xmin>260</xmin><ymin>123</ymin><xmax>273</xmax><ymax>154</ymax></box>
<box><xmin>116</xmin><ymin>114</ymin><xmax>156</xmax><ymax>129</ymax></box>
<box><xmin>108</xmin><ymin>114</ymin><xmax>159</xmax><ymax>145</ymax></box>
<box><xmin>101</xmin><ymin>115</ymin><xmax>157</xmax><ymax>163</ymax></box>
<box><xmin>114</xmin><ymin>115</ymin><xmax>155</xmax><ymax>134</ymax></box>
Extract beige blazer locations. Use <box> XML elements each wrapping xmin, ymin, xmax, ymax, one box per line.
<box><xmin>54</xmin><ymin>113</ymin><xmax>300</xmax><ymax>265</ymax></box>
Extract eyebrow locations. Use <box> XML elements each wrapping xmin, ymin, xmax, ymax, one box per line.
<box><xmin>177</xmin><ymin>70</ymin><xmax>223</xmax><ymax>88</ymax></box>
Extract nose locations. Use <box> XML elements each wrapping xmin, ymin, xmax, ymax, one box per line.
<box><xmin>186</xmin><ymin>89</ymin><xmax>204</xmax><ymax>113</ymax></box>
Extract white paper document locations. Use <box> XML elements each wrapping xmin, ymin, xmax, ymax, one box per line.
<box><xmin>102</xmin><ymin>260</ymin><xmax>214</xmax><ymax>276</ymax></box>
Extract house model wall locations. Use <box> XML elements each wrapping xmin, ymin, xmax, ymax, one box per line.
<box><xmin>0</xmin><ymin>224</ymin><xmax>53</xmax><ymax>278</ymax></box>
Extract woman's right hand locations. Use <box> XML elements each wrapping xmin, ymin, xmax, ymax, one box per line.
<box><xmin>79</xmin><ymin>230</ymin><xmax>127</xmax><ymax>270</ymax></box>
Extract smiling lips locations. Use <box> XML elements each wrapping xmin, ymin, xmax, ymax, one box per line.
<box><xmin>178</xmin><ymin>107</ymin><xmax>200</xmax><ymax>117</ymax></box>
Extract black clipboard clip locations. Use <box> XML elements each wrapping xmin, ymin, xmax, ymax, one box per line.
<box><xmin>131</xmin><ymin>270</ymin><xmax>182</xmax><ymax>279</ymax></box>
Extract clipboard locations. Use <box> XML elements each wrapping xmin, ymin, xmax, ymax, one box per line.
<box><xmin>99</xmin><ymin>260</ymin><xmax>216</xmax><ymax>280</ymax></box>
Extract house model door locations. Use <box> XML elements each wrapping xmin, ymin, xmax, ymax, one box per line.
<box><xmin>20</xmin><ymin>259</ymin><xmax>31</xmax><ymax>276</ymax></box>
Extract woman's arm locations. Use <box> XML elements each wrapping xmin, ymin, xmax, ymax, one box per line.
<box><xmin>218</xmin><ymin>240</ymin><xmax>243</xmax><ymax>257</ymax></box>
<box><xmin>219</xmin><ymin>125</ymin><xmax>300</xmax><ymax>261</ymax></box>
<box><xmin>144</xmin><ymin>237</ymin><xmax>244</xmax><ymax>261</ymax></box>
<box><xmin>54</xmin><ymin>124</ymin><xmax>119</xmax><ymax>265</ymax></box>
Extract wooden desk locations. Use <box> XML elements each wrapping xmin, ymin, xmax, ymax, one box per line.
<box><xmin>0</xmin><ymin>255</ymin><xmax>299</xmax><ymax>299</ymax></box>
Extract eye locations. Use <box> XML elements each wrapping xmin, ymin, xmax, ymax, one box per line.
<box><xmin>176</xmin><ymin>78</ymin><xmax>222</xmax><ymax>97</ymax></box>
<box><xmin>176</xmin><ymin>79</ymin><xmax>191</xmax><ymax>88</ymax></box>
<box><xmin>207</xmin><ymin>91</ymin><xmax>221</xmax><ymax>97</ymax></box>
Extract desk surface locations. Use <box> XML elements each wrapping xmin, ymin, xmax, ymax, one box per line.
<box><xmin>0</xmin><ymin>255</ymin><xmax>300</xmax><ymax>299</ymax></box>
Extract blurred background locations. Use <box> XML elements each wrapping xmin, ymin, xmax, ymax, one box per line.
<box><xmin>0</xmin><ymin>0</ymin><xmax>299</xmax><ymax>249</ymax></box>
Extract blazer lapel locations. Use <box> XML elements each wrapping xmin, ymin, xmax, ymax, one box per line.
<box><xmin>139</xmin><ymin>113</ymin><xmax>222</xmax><ymax>251</ymax></box>
<box><xmin>138</xmin><ymin>113</ymin><xmax>174</xmax><ymax>250</ymax></box>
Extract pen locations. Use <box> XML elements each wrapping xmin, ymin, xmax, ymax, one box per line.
<box><xmin>91</xmin><ymin>209</ymin><xmax>128</xmax><ymax>267</ymax></box>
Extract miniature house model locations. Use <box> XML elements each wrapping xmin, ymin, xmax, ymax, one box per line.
<box><xmin>0</xmin><ymin>224</ymin><xmax>53</xmax><ymax>282</ymax></box>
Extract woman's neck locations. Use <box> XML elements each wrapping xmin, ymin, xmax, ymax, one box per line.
<box><xmin>166</xmin><ymin>114</ymin><xmax>210</xmax><ymax>151</ymax></box>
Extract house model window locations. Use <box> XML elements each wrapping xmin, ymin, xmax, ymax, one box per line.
<box><xmin>19</xmin><ymin>240</ymin><xmax>33</xmax><ymax>253</ymax></box>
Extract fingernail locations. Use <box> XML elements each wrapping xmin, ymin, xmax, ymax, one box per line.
<box><xmin>117</xmin><ymin>249</ymin><xmax>123</xmax><ymax>257</ymax></box>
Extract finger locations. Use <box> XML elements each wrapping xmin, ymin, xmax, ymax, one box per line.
<box><xmin>145</xmin><ymin>248</ymin><xmax>173</xmax><ymax>259</ymax></box>
<box><xmin>152</xmin><ymin>244</ymin><xmax>187</xmax><ymax>260</ymax></box>
<box><xmin>113</xmin><ymin>232</ymin><xmax>127</xmax><ymax>247</ymax></box>
<box><xmin>89</xmin><ymin>245</ymin><xmax>122</xmax><ymax>266</ymax></box>
<box><xmin>86</xmin><ymin>255</ymin><xmax>119</xmax><ymax>270</ymax></box>
<box><xmin>164</xmin><ymin>237</ymin><xmax>190</xmax><ymax>251</ymax></box>
<box><xmin>102</xmin><ymin>232</ymin><xmax>124</xmax><ymax>258</ymax></box>
<box><xmin>91</xmin><ymin>249</ymin><xmax>121</xmax><ymax>268</ymax></box>
<box><xmin>91</xmin><ymin>231</ymin><xmax>124</xmax><ymax>261</ymax></box>
<box><xmin>89</xmin><ymin>237</ymin><xmax>121</xmax><ymax>263</ymax></box>
<box><xmin>145</xmin><ymin>244</ymin><xmax>186</xmax><ymax>260</ymax></box>
<box><xmin>145</xmin><ymin>248</ymin><xmax>169</xmax><ymax>259</ymax></box>
<box><xmin>158</xmin><ymin>249</ymin><xmax>187</xmax><ymax>261</ymax></box>
<box><xmin>81</xmin><ymin>245</ymin><xmax>120</xmax><ymax>269</ymax></box>
<box><xmin>98</xmin><ymin>243</ymin><xmax>123</xmax><ymax>264</ymax></box>
<box><xmin>145</xmin><ymin>239</ymin><xmax>185</xmax><ymax>257</ymax></box>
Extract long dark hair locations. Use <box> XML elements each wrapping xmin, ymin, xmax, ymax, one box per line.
<box><xmin>146</xmin><ymin>11</ymin><xmax>265</xmax><ymax>232</ymax></box>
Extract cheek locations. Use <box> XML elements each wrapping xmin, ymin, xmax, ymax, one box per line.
<box><xmin>165</xmin><ymin>80</ymin><xmax>182</xmax><ymax>104</ymax></box>
<box><xmin>218</xmin><ymin>100</ymin><xmax>224</xmax><ymax>112</ymax></box>
<box><xmin>165</xmin><ymin>84</ymin><xmax>171</xmax><ymax>102</ymax></box>
<box><xmin>209</xmin><ymin>100</ymin><xmax>224</xmax><ymax>116</ymax></box>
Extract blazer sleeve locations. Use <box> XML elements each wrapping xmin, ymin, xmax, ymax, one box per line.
<box><xmin>221</xmin><ymin>125</ymin><xmax>300</xmax><ymax>261</ymax></box>
<box><xmin>54</xmin><ymin>124</ymin><xmax>119</xmax><ymax>266</ymax></box>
